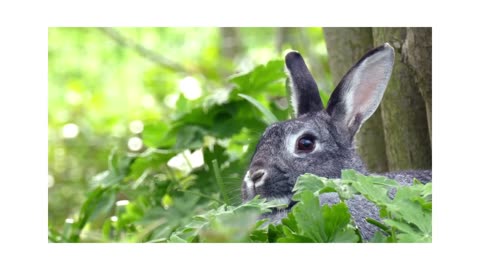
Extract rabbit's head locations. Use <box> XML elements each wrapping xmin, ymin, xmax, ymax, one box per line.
<box><xmin>242</xmin><ymin>43</ymin><xmax>395</xmax><ymax>204</ymax></box>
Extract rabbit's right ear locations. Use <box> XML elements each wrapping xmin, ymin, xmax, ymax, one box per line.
<box><xmin>326</xmin><ymin>43</ymin><xmax>395</xmax><ymax>138</ymax></box>
<box><xmin>285</xmin><ymin>51</ymin><xmax>323</xmax><ymax>117</ymax></box>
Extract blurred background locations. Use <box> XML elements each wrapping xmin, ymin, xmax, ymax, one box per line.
<box><xmin>48</xmin><ymin>27</ymin><xmax>431</xmax><ymax>242</ymax></box>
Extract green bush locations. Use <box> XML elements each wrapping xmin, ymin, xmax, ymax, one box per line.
<box><xmin>49</xmin><ymin>54</ymin><xmax>293</xmax><ymax>243</ymax></box>
<box><xmin>168</xmin><ymin>170</ymin><xmax>432</xmax><ymax>243</ymax></box>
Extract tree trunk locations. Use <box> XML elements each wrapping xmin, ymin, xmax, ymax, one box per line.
<box><xmin>219</xmin><ymin>27</ymin><xmax>243</xmax><ymax>59</ymax></box>
<box><xmin>405</xmin><ymin>28</ymin><xmax>432</xmax><ymax>144</ymax></box>
<box><xmin>373</xmin><ymin>28</ymin><xmax>431</xmax><ymax>171</ymax></box>
<box><xmin>324</xmin><ymin>27</ymin><xmax>389</xmax><ymax>172</ymax></box>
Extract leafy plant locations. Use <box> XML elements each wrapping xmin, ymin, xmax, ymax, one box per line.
<box><xmin>164</xmin><ymin>170</ymin><xmax>432</xmax><ymax>243</ymax></box>
<box><xmin>49</xmin><ymin>52</ymin><xmax>293</xmax><ymax>242</ymax></box>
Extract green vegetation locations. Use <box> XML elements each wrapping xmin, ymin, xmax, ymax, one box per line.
<box><xmin>48</xmin><ymin>28</ymin><xmax>431</xmax><ymax>243</ymax></box>
<box><xmin>167</xmin><ymin>170</ymin><xmax>432</xmax><ymax>243</ymax></box>
<box><xmin>48</xmin><ymin>27</ymin><xmax>329</xmax><ymax>242</ymax></box>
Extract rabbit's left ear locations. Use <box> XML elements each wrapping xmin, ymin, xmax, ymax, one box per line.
<box><xmin>326</xmin><ymin>43</ymin><xmax>395</xmax><ymax>137</ymax></box>
<box><xmin>285</xmin><ymin>51</ymin><xmax>323</xmax><ymax>117</ymax></box>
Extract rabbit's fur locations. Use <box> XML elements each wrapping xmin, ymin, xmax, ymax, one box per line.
<box><xmin>241</xmin><ymin>43</ymin><xmax>432</xmax><ymax>241</ymax></box>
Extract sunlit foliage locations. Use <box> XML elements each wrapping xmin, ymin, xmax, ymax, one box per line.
<box><xmin>48</xmin><ymin>27</ymin><xmax>330</xmax><ymax>242</ymax></box>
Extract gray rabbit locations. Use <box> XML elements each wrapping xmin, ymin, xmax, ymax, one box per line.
<box><xmin>241</xmin><ymin>43</ymin><xmax>432</xmax><ymax>241</ymax></box>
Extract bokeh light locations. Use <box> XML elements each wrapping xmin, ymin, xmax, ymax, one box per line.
<box><xmin>62</xmin><ymin>123</ymin><xmax>79</xmax><ymax>139</ymax></box>
<box><xmin>116</xmin><ymin>200</ymin><xmax>129</xmax><ymax>206</ymax></box>
<box><xmin>127</xmin><ymin>137</ymin><xmax>143</xmax><ymax>151</ymax></box>
<box><xmin>179</xmin><ymin>76</ymin><xmax>202</xmax><ymax>100</ymax></box>
<box><xmin>129</xmin><ymin>120</ymin><xmax>144</xmax><ymax>134</ymax></box>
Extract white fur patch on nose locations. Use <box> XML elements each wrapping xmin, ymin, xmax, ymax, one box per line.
<box><xmin>243</xmin><ymin>170</ymin><xmax>253</xmax><ymax>188</ymax></box>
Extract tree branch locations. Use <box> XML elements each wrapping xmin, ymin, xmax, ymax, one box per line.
<box><xmin>98</xmin><ymin>27</ymin><xmax>189</xmax><ymax>73</ymax></box>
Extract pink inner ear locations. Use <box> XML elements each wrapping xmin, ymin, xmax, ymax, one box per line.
<box><xmin>349</xmin><ymin>65</ymin><xmax>385</xmax><ymax>128</ymax></box>
<box><xmin>355</xmin><ymin>80</ymin><xmax>376</xmax><ymax>110</ymax></box>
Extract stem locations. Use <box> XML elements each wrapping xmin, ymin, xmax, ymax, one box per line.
<box><xmin>132</xmin><ymin>168</ymin><xmax>150</xmax><ymax>189</ymax></box>
<box><xmin>181</xmin><ymin>151</ymin><xmax>194</xmax><ymax>171</ymax></box>
<box><xmin>388</xmin><ymin>213</ymin><xmax>397</xmax><ymax>242</ymax></box>
<box><xmin>366</xmin><ymin>218</ymin><xmax>391</xmax><ymax>234</ymax></box>
<box><xmin>212</xmin><ymin>159</ymin><xmax>230</xmax><ymax>205</ymax></box>
<box><xmin>108</xmin><ymin>147</ymin><xmax>118</xmax><ymax>175</ymax></box>
<box><xmin>98</xmin><ymin>27</ymin><xmax>189</xmax><ymax>74</ymax></box>
<box><xmin>180</xmin><ymin>190</ymin><xmax>224</xmax><ymax>204</ymax></box>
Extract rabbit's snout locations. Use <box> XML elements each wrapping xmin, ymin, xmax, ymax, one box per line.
<box><xmin>243</xmin><ymin>169</ymin><xmax>268</xmax><ymax>188</ymax></box>
<box><xmin>242</xmin><ymin>167</ymin><xmax>270</xmax><ymax>202</ymax></box>
<box><xmin>250</xmin><ymin>169</ymin><xmax>267</xmax><ymax>186</ymax></box>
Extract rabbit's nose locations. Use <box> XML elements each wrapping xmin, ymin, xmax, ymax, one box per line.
<box><xmin>251</xmin><ymin>169</ymin><xmax>266</xmax><ymax>186</ymax></box>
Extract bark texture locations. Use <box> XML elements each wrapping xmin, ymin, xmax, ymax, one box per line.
<box><xmin>405</xmin><ymin>28</ymin><xmax>432</xmax><ymax>144</ymax></box>
<box><xmin>324</xmin><ymin>27</ymin><xmax>389</xmax><ymax>172</ymax></box>
<box><xmin>373</xmin><ymin>28</ymin><xmax>431</xmax><ymax>171</ymax></box>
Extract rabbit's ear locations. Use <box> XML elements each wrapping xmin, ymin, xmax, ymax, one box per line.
<box><xmin>326</xmin><ymin>43</ymin><xmax>394</xmax><ymax>137</ymax></box>
<box><xmin>285</xmin><ymin>51</ymin><xmax>323</xmax><ymax>117</ymax></box>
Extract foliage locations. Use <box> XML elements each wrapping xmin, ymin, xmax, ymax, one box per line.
<box><xmin>164</xmin><ymin>170</ymin><xmax>431</xmax><ymax>243</ymax></box>
<box><xmin>49</xmin><ymin>27</ymin><xmax>330</xmax><ymax>242</ymax></box>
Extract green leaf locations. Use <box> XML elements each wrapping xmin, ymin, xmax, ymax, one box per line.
<box><xmin>249</xmin><ymin>229</ymin><xmax>268</xmax><ymax>243</ymax></box>
<box><xmin>391</xmin><ymin>188</ymin><xmax>432</xmax><ymax>234</ymax></box>
<box><xmin>198</xmin><ymin>209</ymin><xmax>260</xmax><ymax>242</ymax></box>
<box><xmin>333</xmin><ymin>228</ymin><xmax>361</xmax><ymax>243</ymax></box>
<box><xmin>127</xmin><ymin>149</ymin><xmax>175</xmax><ymax>181</ymax></box>
<box><xmin>173</xmin><ymin>125</ymin><xmax>207</xmax><ymax>150</ymax></box>
<box><xmin>69</xmin><ymin>187</ymin><xmax>117</xmax><ymax>242</ymax></box>
<box><xmin>292</xmin><ymin>173</ymin><xmax>327</xmax><ymax>200</ymax></box>
<box><xmin>383</xmin><ymin>219</ymin><xmax>418</xmax><ymax>235</ymax></box>
<box><xmin>341</xmin><ymin>170</ymin><xmax>432</xmax><ymax>242</ymax></box>
<box><xmin>266</xmin><ymin>223</ymin><xmax>285</xmax><ymax>243</ymax></box>
<box><xmin>370</xmin><ymin>231</ymin><xmax>389</xmax><ymax>243</ymax></box>
<box><xmin>350</xmin><ymin>176</ymin><xmax>392</xmax><ymax>206</ymax></box>
<box><xmin>230</xmin><ymin>60</ymin><xmax>285</xmax><ymax>95</ymax></box>
<box><xmin>89</xmin><ymin>189</ymin><xmax>117</xmax><ymax>221</ymax></box>
<box><xmin>281</xmin><ymin>211</ymin><xmax>298</xmax><ymax>232</ymax></box>
<box><xmin>175</xmin><ymin>93</ymin><xmax>190</xmax><ymax>115</ymax></box>
<box><xmin>421</xmin><ymin>182</ymin><xmax>432</xmax><ymax>198</ymax></box>
<box><xmin>341</xmin><ymin>170</ymin><xmax>399</xmax><ymax>188</ymax></box>
<box><xmin>168</xmin><ymin>196</ymin><xmax>280</xmax><ymax>243</ymax></box>
<box><xmin>238</xmin><ymin>93</ymin><xmax>278</xmax><ymax>125</ymax></box>
<box><xmin>169</xmin><ymin>234</ymin><xmax>188</xmax><ymax>243</ymax></box>
<box><xmin>143</xmin><ymin>122</ymin><xmax>171</xmax><ymax>148</ymax></box>
<box><xmin>277</xmin><ymin>234</ymin><xmax>315</xmax><ymax>243</ymax></box>
<box><xmin>341</xmin><ymin>169</ymin><xmax>359</xmax><ymax>181</ymax></box>
<box><xmin>292</xmin><ymin>191</ymin><xmax>357</xmax><ymax>243</ymax></box>
<box><xmin>292</xmin><ymin>173</ymin><xmax>352</xmax><ymax>201</ymax></box>
<box><xmin>398</xmin><ymin>233</ymin><xmax>432</xmax><ymax>243</ymax></box>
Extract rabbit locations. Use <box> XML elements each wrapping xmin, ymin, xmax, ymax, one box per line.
<box><xmin>241</xmin><ymin>43</ymin><xmax>432</xmax><ymax>241</ymax></box>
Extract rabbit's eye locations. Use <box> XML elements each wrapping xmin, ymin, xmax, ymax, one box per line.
<box><xmin>296</xmin><ymin>135</ymin><xmax>316</xmax><ymax>153</ymax></box>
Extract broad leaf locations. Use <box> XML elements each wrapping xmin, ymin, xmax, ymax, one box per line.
<box><xmin>292</xmin><ymin>191</ymin><xmax>358</xmax><ymax>243</ymax></box>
